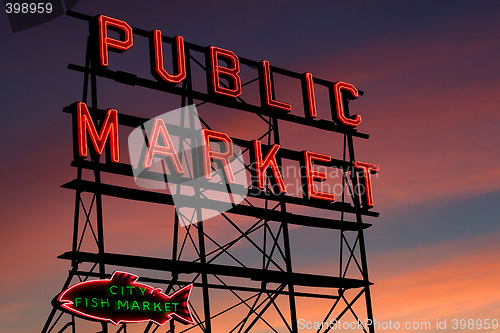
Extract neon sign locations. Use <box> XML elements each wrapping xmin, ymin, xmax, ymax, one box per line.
<box><xmin>74</xmin><ymin>98</ymin><xmax>379</xmax><ymax>206</ymax></box>
<box><xmin>95</xmin><ymin>14</ymin><xmax>357</xmax><ymax>124</ymax></box>
<box><xmin>57</xmin><ymin>271</ymin><xmax>194</xmax><ymax>326</ymax></box>
<box><xmin>74</xmin><ymin>14</ymin><xmax>379</xmax><ymax>207</ymax></box>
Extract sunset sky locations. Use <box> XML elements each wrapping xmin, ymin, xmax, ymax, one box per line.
<box><xmin>1</xmin><ymin>1</ymin><xmax>499</xmax><ymax>332</ymax></box>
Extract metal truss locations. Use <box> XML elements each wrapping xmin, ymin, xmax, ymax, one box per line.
<box><xmin>42</xmin><ymin>11</ymin><xmax>378</xmax><ymax>333</ymax></box>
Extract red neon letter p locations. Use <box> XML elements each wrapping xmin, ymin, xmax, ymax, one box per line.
<box><xmin>97</xmin><ymin>15</ymin><xmax>133</xmax><ymax>67</ymax></box>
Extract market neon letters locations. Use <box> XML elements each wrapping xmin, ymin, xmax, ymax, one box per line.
<box><xmin>75</xmin><ymin>101</ymin><xmax>377</xmax><ymax>206</ymax></box>
<box><xmin>87</xmin><ymin>14</ymin><xmax>376</xmax><ymax>205</ymax></box>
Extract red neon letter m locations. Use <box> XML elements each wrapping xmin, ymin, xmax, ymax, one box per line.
<box><xmin>77</xmin><ymin>102</ymin><xmax>120</xmax><ymax>163</ymax></box>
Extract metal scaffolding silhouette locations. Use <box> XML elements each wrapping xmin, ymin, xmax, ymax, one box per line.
<box><xmin>42</xmin><ymin>11</ymin><xmax>379</xmax><ymax>333</ymax></box>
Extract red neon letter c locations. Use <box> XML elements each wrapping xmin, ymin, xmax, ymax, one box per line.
<box><xmin>333</xmin><ymin>81</ymin><xmax>361</xmax><ymax>127</ymax></box>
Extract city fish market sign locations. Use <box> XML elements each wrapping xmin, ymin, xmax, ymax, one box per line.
<box><xmin>74</xmin><ymin>14</ymin><xmax>379</xmax><ymax>208</ymax></box>
<box><xmin>57</xmin><ymin>272</ymin><xmax>193</xmax><ymax>325</ymax></box>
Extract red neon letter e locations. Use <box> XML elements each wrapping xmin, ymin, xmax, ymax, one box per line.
<box><xmin>260</xmin><ymin>60</ymin><xmax>291</xmax><ymax>112</ymax></box>
<box><xmin>151</xmin><ymin>30</ymin><xmax>186</xmax><ymax>84</ymax></box>
<box><xmin>202</xmin><ymin>129</ymin><xmax>235</xmax><ymax>183</ymax></box>
<box><xmin>208</xmin><ymin>46</ymin><xmax>242</xmax><ymax>98</ymax></box>
<box><xmin>253</xmin><ymin>140</ymin><xmax>286</xmax><ymax>193</ymax></box>
<box><xmin>77</xmin><ymin>102</ymin><xmax>119</xmax><ymax>163</ymax></box>
<box><xmin>98</xmin><ymin>15</ymin><xmax>133</xmax><ymax>67</ymax></box>
<box><xmin>143</xmin><ymin>119</ymin><xmax>184</xmax><ymax>174</ymax></box>
<box><xmin>353</xmin><ymin>161</ymin><xmax>379</xmax><ymax>208</ymax></box>
<box><xmin>332</xmin><ymin>81</ymin><xmax>361</xmax><ymax>127</ymax></box>
<box><xmin>304</xmin><ymin>151</ymin><xmax>334</xmax><ymax>201</ymax></box>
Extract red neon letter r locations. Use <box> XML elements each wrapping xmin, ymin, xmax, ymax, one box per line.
<box><xmin>202</xmin><ymin>129</ymin><xmax>235</xmax><ymax>183</ymax></box>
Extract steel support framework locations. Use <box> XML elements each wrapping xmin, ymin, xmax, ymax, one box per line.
<box><xmin>42</xmin><ymin>11</ymin><xmax>379</xmax><ymax>333</ymax></box>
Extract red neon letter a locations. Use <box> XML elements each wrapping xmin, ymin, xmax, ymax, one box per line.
<box><xmin>77</xmin><ymin>102</ymin><xmax>119</xmax><ymax>163</ymax></box>
<box><xmin>143</xmin><ymin>119</ymin><xmax>184</xmax><ymax>174</ymax></box>
<box><xmin>98</xmin><ymin>15</ymin><xmax>133</xmax><ymax>67</ymax></box>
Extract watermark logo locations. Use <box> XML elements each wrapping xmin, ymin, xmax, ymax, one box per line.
<box><xmin>128</xmin><ymin>105</ymin><xmax>248</xmax><ymax>226</ymax></box>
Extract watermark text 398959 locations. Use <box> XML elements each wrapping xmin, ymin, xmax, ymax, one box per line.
<box><xmin>5</xmin><ymin>2</ymin><xmax>53</xmax><ymax>14</ymax></box>
<box><xmin>4</xmin><ymin>0</ymin><xmax>79</xmax><ymax>32</ymax></box>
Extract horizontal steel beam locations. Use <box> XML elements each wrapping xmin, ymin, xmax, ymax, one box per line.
<box><xmin>67</xmin><ymin>63</ymin><xmax>369</xmax><ymax>139</ymax></box>
<box><xmin>72</xmin><ymin>270</ymin><xmax>340</xmax><ymax>299</ymax></box>
<box><xmin>62</xmin><ymin>179</ymin><xmax>372</xmax><ymax>230</ymax></box>
<box><xmin>60</xmin><ymin>251</ymin><xmax>371</xmax><ymax>289</ymax></box>
<box><xmin>70</xmin><ymin>159</ymin><xmax>378</xmax><ymax>218</ymax></box>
